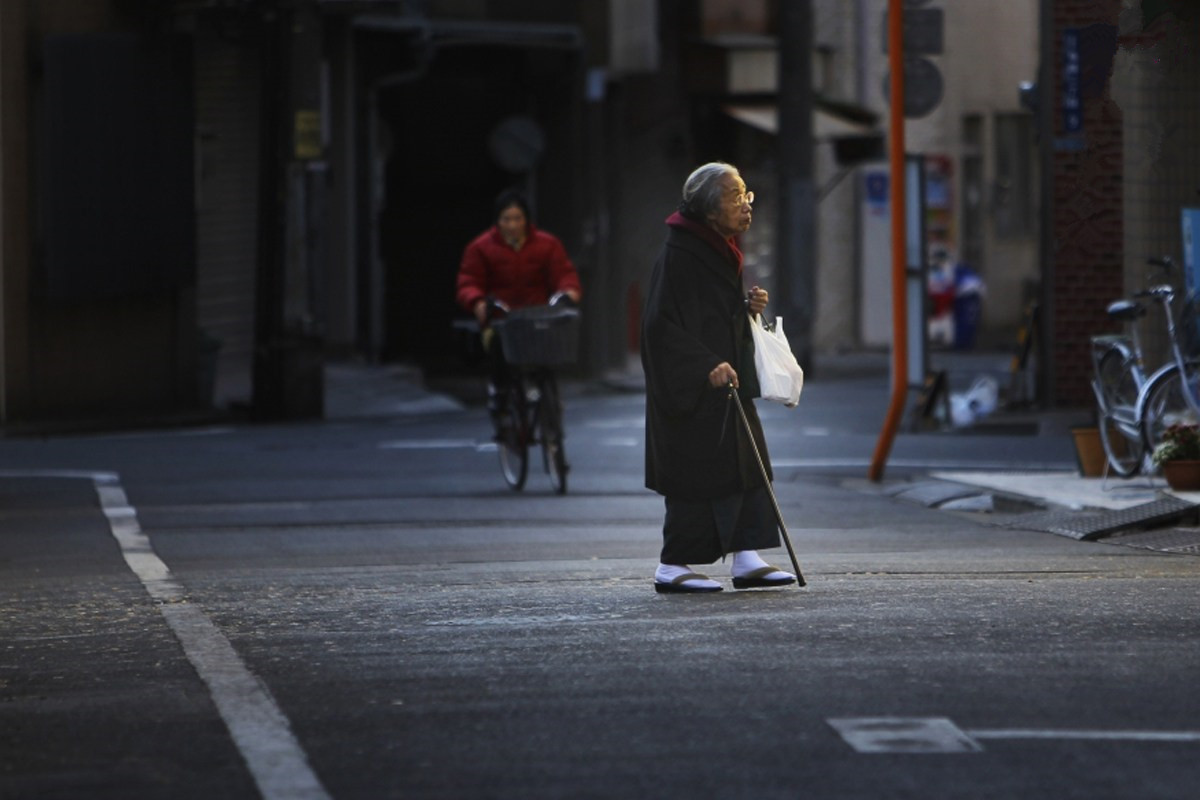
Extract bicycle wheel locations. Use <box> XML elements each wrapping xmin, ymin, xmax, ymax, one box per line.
<box><xmin>1098</xmin><ymin>410</ymin><xmax>1144</xmax><ymax>477</ymax></box>
<box><xmin>496</xmin><ymin>385</ymin><xmax>528</xmax><ymax>491</ymax></box>
<box><xmin>1139</xmin><ymin>362</ymin><xmax>1200</xmax><ymax>458</ymax></box>
<box><xmin>1094</xmin><ymin>344</ymin><xmax>1144</xmax><ymax>476</ymax></box>
<box><xmin>537</xmin><ymin>374</ymin><xmax>569</xmax><ymax>495</ymax></box>
<box><xmin>1096</xmin><ymin>345</ymin><xmax>1139</xmax><ymax>411</ymax></box>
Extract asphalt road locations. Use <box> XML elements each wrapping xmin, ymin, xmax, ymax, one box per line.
<box><xmin>3</xmin><ymin>374</ymin><xmax>1199</xmax><ymax>799</ymax></box>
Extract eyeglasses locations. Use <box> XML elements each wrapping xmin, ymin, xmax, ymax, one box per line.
<box><xmin>729</xmin><ymin>190</ymin><xmax>755</xmax><ymax>208</ymax></box>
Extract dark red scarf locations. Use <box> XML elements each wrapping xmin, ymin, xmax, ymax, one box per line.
<box><xmin>665</xmin><ymin>211</ymin><xmax>744</xmax><ymax>275</ymax></box>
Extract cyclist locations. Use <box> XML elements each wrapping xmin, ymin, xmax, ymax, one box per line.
<box><xmin>455</xmin><ymin>188</ymin><xmax>582</xmax><ymax>431</ymax></box>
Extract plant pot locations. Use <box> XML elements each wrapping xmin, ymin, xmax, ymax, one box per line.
<box><xmin>1071</xmin><ymin>427</ymin><xmax>1105</xmax><ymax>477</ymax></box>
<box><xmin>1161</xmin><ymin>460</ymin><xmax>1200</xmax><ymax>491</ymax></box>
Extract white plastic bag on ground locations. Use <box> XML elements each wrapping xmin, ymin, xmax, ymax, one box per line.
<box><xmin>966</xmin><ymin>376</ymin><xmax>999</xmax><ymax>416</ymax></box>
<box><xmin>949</xmin><ymin>375</ymin><xmax>999</xmax><ymax>428</ymax></box>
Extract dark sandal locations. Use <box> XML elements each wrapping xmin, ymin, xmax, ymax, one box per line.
<box><xmin>732</xmin><ymin>566</ymin><xmax>796</xmax><ymax>589</ymax></box>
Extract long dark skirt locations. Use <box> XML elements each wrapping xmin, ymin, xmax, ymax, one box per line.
<box><xmin>659</xmin><ymin>485</ymin><xmax>780</xmax><ymax>565</ymax></box>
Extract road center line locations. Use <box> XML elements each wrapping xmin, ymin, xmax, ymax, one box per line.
<box><xmin>89</xmin><ymin>473</ymin><xmax>330</xmax><ymax>800</ymax></box>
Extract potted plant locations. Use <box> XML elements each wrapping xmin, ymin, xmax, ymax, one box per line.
<box><xmin>1151</xmin><ymin>423</ymin><xmax>1200</xmax><ymax>490</ymax></box>
<box><xmin>1070</xmin><ymin>423</ymin><xmax>1105</xmax><ymax>477</ymax></box>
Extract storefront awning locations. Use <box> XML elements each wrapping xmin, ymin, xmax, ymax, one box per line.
<box><xmin>723</xmin><ymin>103</ymin><xmax>876</xmax><ymax>140</ymax></box>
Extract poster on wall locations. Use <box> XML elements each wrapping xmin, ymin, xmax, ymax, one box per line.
<box><xmin>923</xmin><ymin>155</ymin><xmax>954</xmax><ymax>257</ymax></box>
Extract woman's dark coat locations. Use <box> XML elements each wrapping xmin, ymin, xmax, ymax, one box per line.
<box><xmin>641</xmin><ymin>223</ymin><xmax>772</xmax><ymax>500</ymax></box>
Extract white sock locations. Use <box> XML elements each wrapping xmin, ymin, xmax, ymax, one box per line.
<box><xmin>731</xmin><ymin>550</ymin><xmax>793</xmax><ymax>579</ymax></box>
<box><xmin>655</xmin><ymin>563</ymin><xmax>721</xmax><ymax>589</ymax></box>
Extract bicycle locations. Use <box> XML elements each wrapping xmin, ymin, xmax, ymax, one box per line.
<box><xmin>1134</xmin><ymin>257</ymin><xmax>1200</xmax><ymax>461</ymax></box>
<box><xmin>486</xmin><ymin>297</ymin><xmax>580</xmax><ymax>494</ymax></box>
<box><xmin>1091</xmin><ymin>256</ymin><xmax>1200</xmax><ymax>476</ymax></box>
<box><xmin>1091</xmin><ymin>289</ymin><xmax>1153</xmax><ymax>476</ymax></box>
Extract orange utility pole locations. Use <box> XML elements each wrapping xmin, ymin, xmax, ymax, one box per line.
<box><xmin>868</xmin><ymin>0</ymin><xmax>907</xmax><ymax>482</ymax></box>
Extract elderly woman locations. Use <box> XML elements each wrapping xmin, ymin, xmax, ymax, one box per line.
<box><xmin>641</xmin><ymin>162</ymin><xmax>796</xmax><ymax>593</ymax></box>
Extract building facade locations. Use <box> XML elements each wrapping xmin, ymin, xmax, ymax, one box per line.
<box><xmin>3</xmin><ymin>0</ymin><xmax>1188</xmax><ymax>424</ymax></box>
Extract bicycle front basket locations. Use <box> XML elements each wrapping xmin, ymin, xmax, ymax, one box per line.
<box><xmin>494</xmin><ymin>305</ymin><xmax>581</xmax><ymax>367</ymax></box>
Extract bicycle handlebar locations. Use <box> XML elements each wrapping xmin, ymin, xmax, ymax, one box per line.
<box><xmin>487</xmin><ymin>294</ymin><xmax>576</xmax><ymax>322</ymax></box>
<box><xmin>485</xmin><ymin>297</ymin><xmax>511</xmax><ymax>320</ymax></box>
<box><xmin>1132</xmin><ymin>285</ymin><xmax>1175</xmax><ymax>301</ymax></box>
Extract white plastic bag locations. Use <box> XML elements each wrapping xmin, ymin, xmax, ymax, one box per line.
<box><xmin>749</xmin><ymin>314</ymin><xmax>805</xmax><ymax>407</ymax></box>
<box><xmin>966</xmin><ymin>375</ymin><xmax>999</xmax><ymax>417</ymax></box>
<box><xmin>948</xmin><ymin>376</ymin><xmax>999</xmax><ymax>428</ymax></box>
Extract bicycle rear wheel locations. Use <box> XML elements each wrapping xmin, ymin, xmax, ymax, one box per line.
<box><xmin>496</xmin><ymin>388</ymin><xmax>528</xmax><ymax>491</ymax></box>
<box><xmin>1140</xmin><ymin>362</ymin><xmax>1200</xmax><ymax>457</ymax></box>
<box><xmin>537</xmin><ymin>374</ymin><xmax>569</xmax><ymax>495</ymax></box>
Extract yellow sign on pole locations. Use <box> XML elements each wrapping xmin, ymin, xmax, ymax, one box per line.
<box><xmin>294</xmin><ymin>110</ymin><xmax>321</xmax><ymax>159</ymax></box>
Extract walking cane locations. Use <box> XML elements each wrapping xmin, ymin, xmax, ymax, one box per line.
<box><xmin>727</xmin><ymin>383</ymin><xmax>807</xmax><ymax>587</ymax></box>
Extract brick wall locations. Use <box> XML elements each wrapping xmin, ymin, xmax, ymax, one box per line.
<box><xmin>1050</xmin><ymin>1</ymin><xmax>1123</xmax><ymax>407</ymax></box>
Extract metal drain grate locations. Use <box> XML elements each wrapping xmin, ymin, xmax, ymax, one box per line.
<box><xmin>1000</xmin><ymin>496</ymin><xmax>1198</xmax><ymax>541</ymax></box>
<box><xmin>1105</xmin><ymin>526</ymin><xmax>1200</xmax><ymax>555</ymax></box>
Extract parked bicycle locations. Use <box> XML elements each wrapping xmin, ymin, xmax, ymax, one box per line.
<box><xmin>486</xmin><ymin>295</ymin><xmax>580</xmax><ymax>494</ymax></box>
<box><xmin>1091</xmin><ymin>256</ymin><xmax>1200</xmax><ymax>476</ymax></box>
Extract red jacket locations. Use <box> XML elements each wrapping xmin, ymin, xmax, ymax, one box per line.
<box><xmin>456</xmin><ymin>224</ymin><xmax>582</xmax><ymax>312</ymax></box>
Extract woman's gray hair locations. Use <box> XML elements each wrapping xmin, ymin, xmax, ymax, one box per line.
<box><xmin>680</xmin><ymin>162</ymin><xmax>738</xmax><ymax>220</ymax></box>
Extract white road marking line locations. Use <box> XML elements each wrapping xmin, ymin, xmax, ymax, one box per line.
<box><xmin>829</xmin><ymin>717</ymin><xmax>982</xmax><ymax>753</ymax></box>
<box><xmin>0</xmin><ymin>468</ymin><xmax>118</xmax><ymax>481</ymax></box>
<box><xmin>379</xmin><ymin>437</ymin><xmax>639</xmax><ymax>450</ymax></box>
<box><xmin>600</xmin><ymin>437</ymin><xmax>639</xmax><ymax>447</ymax></box>
<box><xmin>831</xmin><ymin>717</ymin><xmax>1200</xmax><ymax>753</ymax></box>
<box><xmin>774</xmin><ymin>458</ymin><xmax>1074</xmax><ymax>470</ymax></box>
<box><xmin>968</xmin><ymin>729</ymin><xmax>1200</xmax><ymax>742</ymax></box>
<box><xmin>584</xmin><ymin>418</ymin><xmax>644</xmax><ymax>429</ymax></box>
<box><xmin>85</xmin><ymin>474</ymin><xmax>331</xmax><ymax>800</ymax></box>
<box><xmin>378</xmin><ymin>438</ymin><xmax>489</xmax><ymax>450</ymax></box>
